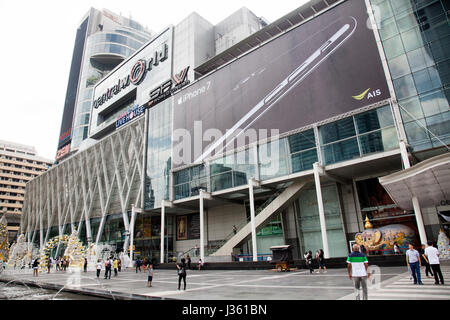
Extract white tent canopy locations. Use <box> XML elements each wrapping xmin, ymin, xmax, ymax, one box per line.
<box><xmin>379</xmin><ymin>153</ymin><xmax>450</xmax><ymax>211</ymax></box>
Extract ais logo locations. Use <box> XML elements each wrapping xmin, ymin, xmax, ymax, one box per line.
<box><xmin>352</xmin><ymin>88</ymin><xmax>382</xmax><ymax>101</ymax></box>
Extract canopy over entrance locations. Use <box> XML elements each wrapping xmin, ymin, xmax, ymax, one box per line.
<box><xmin>379</xmin><ymin>153</ymin><xmax>450</xmax><ymax>211</ymax></box>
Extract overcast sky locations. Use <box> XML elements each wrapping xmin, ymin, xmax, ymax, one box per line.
<box><xmin>0</xmin><ymin>0</ymin><xmax>308</xmax><ymax>160</ymax></box>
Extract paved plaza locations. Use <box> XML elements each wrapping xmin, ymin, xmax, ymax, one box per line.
<box><xmin>1</xmin><ymin>263</ymin><xmax>449</xmax><ymax>300</ymax></box>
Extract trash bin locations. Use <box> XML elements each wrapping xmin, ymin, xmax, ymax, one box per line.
<box><xmin>270</xmin><ymin>245</ymin><xmax>293</xmax><ymax>272</ymax></box>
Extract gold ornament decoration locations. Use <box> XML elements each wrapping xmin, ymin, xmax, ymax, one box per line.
<box><xmin>364</xmin><ymin>216</ymin><xmax>373</xmax><ymax>229</ymax></box>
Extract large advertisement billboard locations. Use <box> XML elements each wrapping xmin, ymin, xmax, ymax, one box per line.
<box><xmin>172</xmin><ymin>0</ymin><xmax>390</xmax><ymax>168</ymax></box>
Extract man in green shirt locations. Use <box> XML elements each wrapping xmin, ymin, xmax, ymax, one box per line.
<box><xmin>347</xmin><ymin>244</ymin><xmax>370</xmax><ymax>300</ymax></box>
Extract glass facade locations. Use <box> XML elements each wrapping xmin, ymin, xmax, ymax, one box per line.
<box><xmin>71</xmin><ymin>16</ymin><xmax>151</xmax><ymax>150</ymax></box>
<box><xmin>210</xmin><ymin>148</ymin><xmax>256</xmax><ymax>192</ymax></box>
<box><xmin>320</xmin><ymin>106</ymin><xmax>398</xmax><ymax>165</ymax></box>
<box><xmin>133</xmin><ymin>213</ymin><xmax>174</xmax><ymax>263</ymax></box>
<box><xmin>144</xmin><ymin>100</ymin><xmax>173</xmax><ymax>209</ymax></box>
<box><xmin>173</xmin><ymin>107</ymin><xmax>398</xmax><ymax>200</ymax></box>
<box><xmin>174</xmin><ymin>164</ymin><xmax>207</xmax><ymax>200</ymax></box>
<box><xmin>296</xmin><ymin>184</ymin><xmax>348</xmax><ymax>258</ymax></box>
<box><xmin>370</xmin><ymin>0</ymin><xmax>450</xmax><ymax>152</ymax></box>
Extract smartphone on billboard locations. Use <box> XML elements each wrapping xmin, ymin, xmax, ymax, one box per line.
<box><xmin>195</xmin><ymin>16</ymin><xmax>358</xmax><ymax>163</ymax></box>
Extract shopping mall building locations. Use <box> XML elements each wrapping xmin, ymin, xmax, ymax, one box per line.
<box><xmin>21</xmin><ymin>0</ymin><xmax>449</xmax><ymax>264</ymax></box>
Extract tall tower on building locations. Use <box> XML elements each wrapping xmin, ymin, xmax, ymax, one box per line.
<box><xmin>56</xmin><ymin>8</ymin><xmax>152</xmax><ymax>161</ymax></box>
<box><xmin>0</xmin><ymin>140</ymin><xmax>52</xmax><ymax>241</ymax></box>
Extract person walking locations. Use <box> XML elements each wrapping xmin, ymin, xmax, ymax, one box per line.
<box><xmin>108</xmin><ymin>257</ymin><xmax>113</xmax><ymax>278</ymax></box>
<box><xmin>360</xmin><ymin>244</ymin><xmax>367</xmax><ymax>256</ymax></box>
<box><xmin>347</xmin><ymin>244</ymin><xmax>370</xmax><ymax>300</ymax></box>
<box><xmin>104</xmin><ymin>257</ymin><xmax>112</xmax><ymax>279</ymax></box>
<box><xmin>135</xmin><ymin>258</ymin><xmax>141</xmax><ymax>273</ymax></box>
<box><xmin>83</xmin><ymin>258</ymin><xmax>88</xmax><ymax>273</ymax></box>
<box><xmin>420</xmin><ymin>244</ymin><xmax>434</xmax><ymax>278</ymax></box>
<box><xmin>118</xmin><ymin>258</ymin><xmax>122</xmax><ymax>272</ymax></box>
<box><xmin>304</xmin><ymin>250</ymin><xmax>314</xmax><ymax>274</ymax></box>
<box><xmin>197</xmin><ymin>259</ymin><xmax>204</xmax><ymax>271</ymax></box>
<box><xmin>47</xmin><ymin>257</ymin><xmax>52</xmax><ymax>273</ymax></box>
<box><xmin>186</xmin><ymin>255</ymin><xmax>191</xmax><ymax>270</ymax></box>
<box><xmin>142</xmin><ymin>258</ymin><xmax>147</xmax><ymax>272</ymax></box>
<box><xmin>394</xmin><ymin>242</ymin><xmax>401</xmax><ymax>255</ymax></box>
<box><xmin>425</xmin><ymin>241</ymin><xmax>445</xmax><ymax>285</ymax></box>
<box><xmin>147</xmin><ymin>264</ymin><xmax>154</xmax><ymax>287</ymax></box>
<box><xmin>96</xmin><ymin>259</ymin><xmax>102</xmax><ymax>278</ymax></box>
<box><xmin>113</xmin><ymin>257</ymin><xmax>118</xmax><ymax>277</ymax></box>
<box><xmin>177</xmin><ymin>258</ymin><xmax>187</xmax><ymax>290</ymax></box>
<box><xmin>316</xmin><ymin>249</ymin><xmax>327</xmax><ymax>273</ymax></box>
<box><xmin>32</xmin><ymin>258</ymin><xmax>40</xmax><ymax>277</ymax></box>
<box><xmin>406</xmin><ymin>244</ymin><xmax>423</xmax><ymax>285</ymax></box>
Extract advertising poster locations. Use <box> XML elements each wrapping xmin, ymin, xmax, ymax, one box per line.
<box><xmin>173</xmin><ymin>0</ymin><xmax>390</xmax><ymax>168</ymax></box>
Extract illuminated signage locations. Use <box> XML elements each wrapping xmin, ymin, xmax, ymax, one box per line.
<box><xmin>147</xmin><ymin>67</ymin><xmax>190</xmax><ymax>108</ymax></box>
<box><xmin>56</xmin><ymin>144</ymin><xmax>70</xmax><ymax>160</ymax></box>
<box><xmin>93</xmin><ymin>43</ymin><xmax>169</xmax><ymax>109</ymax></box>
<box><xmin>59</xmin><ymin>128</ymin><xmax>71</xmax><ymax>143</ymax></box>
<box><xmin>115</xmin><ymin>105</ymin><xmax>145</xmax><ymax>129</ymax></box>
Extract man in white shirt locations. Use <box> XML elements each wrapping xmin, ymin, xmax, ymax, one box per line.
<box><xmin>96</xmin><ymin>259</ymin><xmax>102</xmax><ymax>278</ymax></box>
<box><xmin>425</xmin><ymin>241</ymin><xmax>444</xmax><ymax>285</ymax></box>
<box><xmin>406</xmin><ymin>244</ymin><xmax>423</xmax><ymax>285</ymax></box>
<box><xmin>347</xmin><ymin>244</ymin><xmax>370</xmax><ymax>300</ymax></box>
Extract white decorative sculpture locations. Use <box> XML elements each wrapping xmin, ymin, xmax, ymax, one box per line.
<box><xmin>437</xmin><ymin>230</ymin><xmax>450</xmax><ymax>260</ymax></box>
<box><xmin>63</xmin><ymin>228</ymin><xmax>86</xmax><ymax>269</ymax></box>
<box><xmin>7</xmin><ymin>233</ymin><xmax>28</xmax><ymax>268</ymax></box>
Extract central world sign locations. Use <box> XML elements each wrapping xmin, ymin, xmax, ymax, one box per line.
<box><xmin>93</xmin><ymin>44</ymin><xmax>169</xmax><ymax>109</ymax></box>
<box><xmin>114</xmin><ymin>66</ymin><xmax>190</xmax><ymax>130</ymax></box>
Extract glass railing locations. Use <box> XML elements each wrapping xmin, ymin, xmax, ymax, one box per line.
<box><xmin>205</xmin><ymin>189</ymin><xmax>284</xmax><ymax>256</ymax></box>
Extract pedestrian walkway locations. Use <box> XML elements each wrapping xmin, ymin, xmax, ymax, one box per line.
<box><xmin>0</xmin><ymin>265</ymin><xmax>416</xmax><ymax>300</ymax></box>
<box><xmin>339</xmin><ymin>263</ymin><xmax>450</xmax><ymax>300</ymax></box>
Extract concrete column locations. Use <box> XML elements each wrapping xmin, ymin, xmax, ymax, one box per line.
<box><xmin>122</xmin><ymin>210</ymin><xmax>131</xmax><ymax>255</ymax></box>
<box><xmin>200</xmin><ymin>190</ymin><xmax>205</xmax><ymax>262</ymax></box>
<box><xmin>399</xmin><ymin>141</ymin><xmax>427</xmax><ymax>244</ymax></box>
<box><xmin>129</xmin><ymin>205</ymin><xmax>137</xmax><ymax>264</ymax></box>
<box><xmin>399</xmin><ymin>140</ymin><xmax>411</xmax><ymax>169</ymax></box>
<box><xmin>95</xmin><ymin>215</ymin><xmax>107</xmax><ymax>245</ymax></box>
<box><xmin>160</xmin><ymin>200</ymin><xmax>165</xmax><ymax>264</ymax></box>
<box><xmin>248</xmin><ymin>178</ymin><xmax>258</xmax><ymax>262</ymax></box>
<box><xmin>313</xmin><ymin>163</ymin><xmax>330</xmax><ymax>259</ymax></box>
<box><xmin>85</xmin><ymin>218</ymin><xmax>93</xmax><ymax>244</ymax></box>
<box><xmin>412</xmin><ymin>197</ymin><xmax>428</xmax><ymax>244</ymax></box>
<box><xmin>40</xmin><ymin>228</ymin><xmax>44</xmax><ymax>250</ymax></box>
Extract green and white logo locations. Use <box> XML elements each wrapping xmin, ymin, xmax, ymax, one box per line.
<box><xmin>352</xmin><ymin>88</ymin><xmax>382</xmax><ymax>101</ymax></box>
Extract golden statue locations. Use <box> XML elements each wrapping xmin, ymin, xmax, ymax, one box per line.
<box><xmin>63</xmin><ymin>228</ymin><xmax>86</xmax><ymax>269</ymax></box>
<box><xmin>364</xmin><ymin>216</ymin><xmax>373</xmax><ymax>229</ymax></box>
<box><xmin>0</xmin><ymin>215</ymin><xmax>9</xmax><ymax>262</ymax></box>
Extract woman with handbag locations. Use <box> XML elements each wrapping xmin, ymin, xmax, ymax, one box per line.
<box><xmin>177</xmin><ymin>258</ymin><xmax>187</xmax><ymax>290</ymax></box>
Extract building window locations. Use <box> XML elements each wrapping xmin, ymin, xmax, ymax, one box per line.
<box><xmin>371</xmin><ymin>0</ymin><xmax>450</xmax><ymax>152</ymax></box>
<box><xmin>173</xmin><ymin>164</ymin><xmax>207</xmax><ymax>200</ymax></box>
<box><xmin>296</xmin><ymin>184</ymin><xmax>348</xmax><ymax>258</ymax></box>
<box><xmin>319</xmin><ymin>106</ymin><xmax>398</xmax><ymax>165</ymax></box>
<box><xmin>210</xmin><ymin>148</ymin><xmax>256</xmax><ymax>192</ymax></box>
